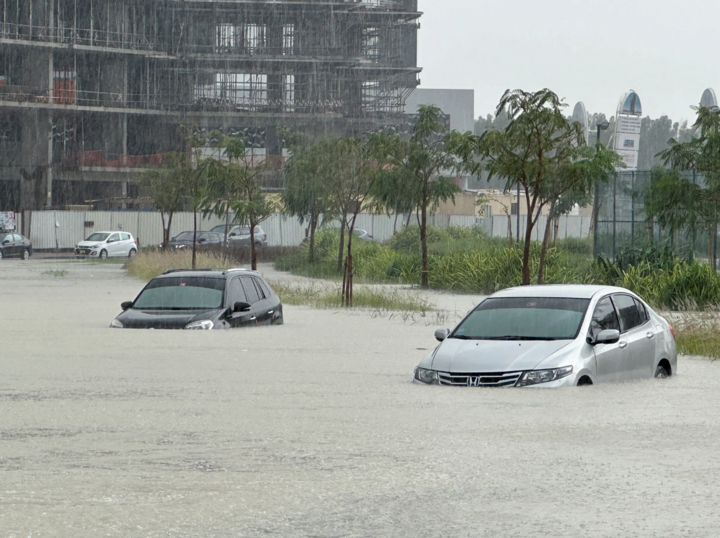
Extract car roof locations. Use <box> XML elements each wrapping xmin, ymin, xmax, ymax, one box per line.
<box><xmin>89</xmin><ymin>230</ymin><xmax>130</xmax><ymax>234</ymax></box>
<box><xmin>155</xmin><ymin>268</ymin><xmax>262</xmax><ymax>279</ymax></box>
<box><xmin>490</xmin><ymin>284</ymin><xmax>634</xmax><ymax>300</ymax></box>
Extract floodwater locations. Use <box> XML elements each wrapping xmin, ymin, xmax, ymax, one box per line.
<box><xmin>2</xmin><ymin>259</ymin><xmax>720</xmax><ymax>537</ymax></box>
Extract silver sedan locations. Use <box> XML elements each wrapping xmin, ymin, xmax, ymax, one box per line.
<box><xmin>414</xmin><ymin>285</ymin><xmax>677</xmax><ymax>388</ymax></box>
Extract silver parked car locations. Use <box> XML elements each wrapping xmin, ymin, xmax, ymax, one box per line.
<box><xmin>75</xmin><ymin>231</ymin><xmax>137</xmax><ymax>259</ymax></box>
<box><xmin>415</xmin><ymin>285</ymin><xmax>677</xmax><ymax>388</ymax></box>
<box><xmin>210</xmin><ymin>224</ymin><xmax>267</xmax><ymax>247</ymax></box>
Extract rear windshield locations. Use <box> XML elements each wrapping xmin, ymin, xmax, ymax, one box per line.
<box><xmin>451</xmin><ymin>297</ymin><xmax>590</xmax><ymax>341</ymax></box>
<box><xmin>133</xmin><ymin>277</ymin><xmax>225</xmax><ymax>310</ymax></box>
<box><xmin>86</xmin><ymin>233</ymin><xmax>110</xmax><ymax>241</ymax></box>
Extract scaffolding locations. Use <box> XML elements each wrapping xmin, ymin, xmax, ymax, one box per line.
<box><xmin>0</xmin><ymin>0</ymin><xmax>421</xmax><ymax>209</ymax></box>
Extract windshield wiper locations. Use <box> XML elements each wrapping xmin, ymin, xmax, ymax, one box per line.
<box><xmin>449</xmin><ymin>334</ymin><xmax>474</xmax><ymax>340</ymax></box>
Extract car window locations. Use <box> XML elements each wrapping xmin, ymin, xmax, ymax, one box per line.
<box><xmin>613</xmin><ymin>294</ymin><xmax>643</xmax><ymax>332</ymax></box>
<box><xmin>133</xmin><ymin>277</ymin><xmax>225</xmax><ymax>310</ymax></box>
<box><xmin>241</xmin><ymin>277</ymin><xmax>260</xmax><ymax>304</ymax></box>
<box><xmin>590</xmin><ymin>297</ymin><xmax>620</xmax><ymax>338</ymax></box>
<box><xmin>0</xmin><ymin>233</ymin><xmax>10</xmax><ymax>242</ymax></box>
<box><xmin>228</xmin><ymin>277</ymin><xmax>247</xmax><ymax>305</ymax></box>
<box><xmin>108</xmin><ymin>233</ymin><xmax>120</xmax><ymax>242</ymax></box>
<box><xmin>634</xmin><ymin>298</ymin><xmax>649</xmax><ymax>324</ymax></box>
<box><xmin>121</xmin><ymin>233</ymin><xmax>131</xmax><ymax>241</ymax></box>
<box><xmin>252</xmin><ymin>277</ymin><xmax>266</xmax><ymax>299</ymax></box>
<box><xmin>255</xmin><ymin>277</ymin><xmax>271</xmax><ymax>299</ymax></box>
<box><xmin>14</xmin><ymin>234</ymin><xmax>23</xmax><ymax>241</ymax></box>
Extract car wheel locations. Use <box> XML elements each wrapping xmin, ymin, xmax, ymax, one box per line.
<box><xmin>99</xmin><ymin>250</ymin><xmax>108</xmax><ymax>260</ymax></box>
<box><xmin>577</xmin><ymin>376</ymin><xmax>593</xmax><ymax>386</ymax></box>
<box><xmin>128</xmin><ymin>249</ymin><xmax>137</xmax><ymax>258</ymax></box>
<box><xmin>654</xmin><ymin>364</ymin><xmax>670</xmax><ymax>378</ymax></box>
<box><xmin>0</xmin><ymin>249</ymin><xmax>3</xmax><ymax>260</ymax></box>
<box><xmin>22</xmin><ymin>249</ymin><xmax>30</xmax><ymax>260</ymax></box>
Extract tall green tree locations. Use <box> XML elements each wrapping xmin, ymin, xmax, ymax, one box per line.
<box><xmin>139</xmin><ymin>152</ymin><xmax>186</xmax><ymax>251</ymax></box>
<box><xmin>282</xmin><ymin>136</ymin><xmax>335</xmax><ymax>264</ymax></box>
<box><xmin>450</xmin><ymin>89</ymin><xmax>619</xmax><ymax>285</ymax></box>
<box><xmin>373</xmin><ymin>105</ymin><xmax>460</xmax><ymax>289</ymax></box>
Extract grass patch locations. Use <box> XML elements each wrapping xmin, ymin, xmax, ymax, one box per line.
<box><xmin>668</xmin><ymin>311</ymin><xmax>720</xmax><ymax>359</ymax></box>
<box><xmin>268</xmin><ymin>280</ymin><xmax>434</xmax><ymax>312</ymax></box>
<box><xmin>126</xmin><ymin>250</ymin><xmax>233</xmax><ymax>281</ymax></box>
<box><xmin>42</xmin><ymin>269</ymin><xmax>68</xmax><ymax>277</ymax></box>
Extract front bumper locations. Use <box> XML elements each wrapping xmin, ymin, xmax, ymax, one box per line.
<box><xmin>75</xmin><ymin>248</ymin><xmax>99</xmax><ymax>257</ymax></box>
<box><xmin>413</xmin><ymin>369</ymin><xmax>578</xmax><ymax>388</ymax></box>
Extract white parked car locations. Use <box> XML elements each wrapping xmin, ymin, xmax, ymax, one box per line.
<box><xmin>415</xmin><ymin>285</ymin><xmax>677</xmax><ymax>388</ymax></box>
<box><xmin>75</xmin><ymin>231</ymin><xmax>137</xmax><ymax>259</ymax></box>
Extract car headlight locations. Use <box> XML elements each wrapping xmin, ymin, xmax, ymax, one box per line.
<box><xmin>110</xmin><ymin>319</ymin><xmax>124</xmax><ymax>328</ymax></box>
<box><xmin>184</xmin><ymin>320</ymin><xmax>214</xmax><ymax>330</ymax></box>
<box><xmin>519</xmin><ymin>366</ymin><xmax>573</xmax><ymax>386</ymax></box>
<box><xmin>415</xmin><ymin>367</ymin><xmax>439</xmax><ymax>385</ymax></box>
<box><xmin>90</xmin><ymin>244</ymin><xmax>99</xmax><ymax>248</ymax></box>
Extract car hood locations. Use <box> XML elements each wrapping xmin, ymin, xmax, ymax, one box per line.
<box><xmin>116</xmin><ymin>308</ymin><xmax>224</xmax><ymax>329</ymax></box>
<box><xmin>430</xmin><ymin>338</ymin><xmax>573</xmax><ymax>372</ymax></box>
<box><xmin>77</xmin><ymin>240</ymin><xmax>105</xmax><ymax>247</ymax></box>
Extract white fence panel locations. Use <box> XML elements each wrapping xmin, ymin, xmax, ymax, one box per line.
<box><xmin>28</xmin><ymin>212</ymin><xmax>56</xmax><ymax>249</ymax></box>
<box><xmin>56</xmin><ymin>211</ymin><xmax>86</xmax><ymax>248</ymax></box>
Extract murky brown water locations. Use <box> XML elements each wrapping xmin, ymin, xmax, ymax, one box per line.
<box><xmin>2</xmin><ymin>260</ymin><xmax>719</xmax><ymax>537</ymax></box>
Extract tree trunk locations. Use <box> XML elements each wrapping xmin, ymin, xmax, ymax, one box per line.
<box><xmin>165</xmin><ymin>212</ymin><xmax>174</xmax><ymax>252</ymax></box>
<box><xmin>553</xmin><ymin>218</ymin><xmax>560</xmax><ymax>247</ymax></box>
<box><xmin>537</xmin><ymin>203</ymin><xmax>555</xmax><ymax>285</ymax></box>
<box><xmin>342</xmin><ymin>215</ymin><xmax>357</xmax><ymax>307</ymax></box>
<box><xmin>709</xmin><ymin>229</ymin><xmax>714</xmax><ymax>265</ymax></box>
<box><xmin>420</xmin><ymin>202</ymin><xmax>429</xmax><ymax>289</ymax></box>
<box><xmin>160</xmin><ymin>212</ymin><xmax>167</xmax><ymax>251</ymax></box>
<box><xmin>521</xmin><ymin>207</ymin><xmax>535</xmax><ymax>286</ymax></box>
<box><xmin>308</xmin><ymin>214</ymin><xmax>318</xmax><ymax>264</ymax></box>
<box><xmin>250</xmin><ymin>222</ymin><xmax>257</xmax><ymax>270</ymax></box>
<box><xmin>192</xmin><ymin>210</ymin><xmax>197</xmax><ymax>270</ymax></box>
<box><xmin>507</xmin><ymin>214</ymin><xmax>513</xmax><ymax>247</ymax></box>
<box><xmin>222</xmin><ymin>211</ymin><xmax>230</xmax><ymax>262</ymax></box>
<box><xmin>337</xmin><ymin>212</ymin><xmax>347</xmax><ymax>273</ymax></box>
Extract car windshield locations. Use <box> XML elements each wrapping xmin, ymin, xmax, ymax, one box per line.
<box><xmin>133</xmin><ymin>277</ymin><xmax>225</xmax><ymax>310</ymax></box>
<box><xmin>86</xmin><ymin>233</ymin><xmax>110</xmax><ymax>241</ymax></box>
<box><xmin>0</xmin><ymin>232</ymin><xmax>10</xmax><ymax>241</ymax></box>
<box><xmin>451</xmin><ymin>297</ymin><xmax>590</xmax><ymax>341</ymax></box>
<box><xmin>173</xmin><ymin>231</ymin><xmax>199</xmax><ymax>241</ymax></box>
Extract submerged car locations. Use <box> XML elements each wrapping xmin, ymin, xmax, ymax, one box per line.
<box><xmin>0</xmin><ymin>232</ymin><xmax>33</xmax><ymax>260</ymax></box>
<box><xmin>414</xmin><ymin>285</ymin><xmax>676</xmax><ymax>387</ymax></box>
<box><xmin>75</xmin><ymin>231</ymin><xmax>137</xmax><ymax>259</ymax></box>
<box><xmin>110</xmin><ymin>268</ymin><xmax>283</xmax><ymax>329</ymax></box>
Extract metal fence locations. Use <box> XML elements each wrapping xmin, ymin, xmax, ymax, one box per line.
<box><xmin>20</xmin><ymin>210</ymin><xmax>591</xmax><ymax>251</ymax></box>
<box><xmin>593</xmin><ymin>170</ymin><xmax>715</xmax><ymax>264</ymax></box>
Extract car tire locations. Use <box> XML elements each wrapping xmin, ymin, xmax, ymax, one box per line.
<box><xmin>128</xmin><ymin>249</ymin><xmax>137</xmax><ymax>258</ymax></box>
<box><xmin>654</xmin><ymin>364</ymin><xmax>670</xmax><ymax>378</ymax></box>
<box><xmin>0</xmin><ymin>249</ymin><xmax>3</xmax><ymax>260</ymax></box>
<box><xmin>99</xmin><ymin>250</ymin><xmax>108</xmax><ymax>260</ymax></box>
<box><xmin>22</xmin><ymin>249</ymin><xmax>30</xmax><ymax>260</ymax></box>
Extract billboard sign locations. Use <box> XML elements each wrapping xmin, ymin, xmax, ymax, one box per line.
<box><xmin>0</xmin><ymin>211</ymin><xmax>16</xmax><ymax>231</ymax></box>
<box><xmin>614</xmin><ymin>90</ymin><xmax>642</xmax><ymax>171</ymax></box>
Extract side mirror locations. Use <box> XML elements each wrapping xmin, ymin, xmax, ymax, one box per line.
<box><xmin>121</xmin><ymin>301</ymin><xmax>133</xmax><ymax>311</ymax></box>
<box><xmin>199</xmin><ymin>238</ymin><xmax>206</xmax><ymax>243</ymax></box>
<box><xmin>233</xmin><ymin>301</ymin><xmax>251</xmax><ymax>313</ymax></box>
<box><xmin>2</xmin><ymin>240</ymin><xmax>9</xmax><ymax>245</ymax></box>
<box><xmin>229</xmin><ymin>233</ymin><xmax>237</xmax><ymax>237</ymax></box>
<box><xmin>589</xmin><ymin>329</ymin><xmax>620</xmax><ymax>346</ymax></box>
<box><xmin>435</xmin><ymin>328</ymin><xmax>450</xmax><ymax>342</ymax></box>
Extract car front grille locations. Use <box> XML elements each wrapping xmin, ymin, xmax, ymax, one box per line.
<box><xmin>437</xmin><ymin>371</ymin><xmax>523</xmax><ymax>387</ymax></box>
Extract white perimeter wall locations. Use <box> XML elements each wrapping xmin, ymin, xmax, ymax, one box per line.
<box><xmin>22</xmin><ymin>211</ymin><xmax>591</xmax><ymax>250</ymax></box>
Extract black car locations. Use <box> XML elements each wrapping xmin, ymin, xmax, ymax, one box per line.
<box><xmin>111</xmin><ymin>268</ymin><xmax>283</xmax><ymax>329</ymax></box>
<box><xmin>168</xmin><ymin>231</ymin><xmax>224</xmax><ymax>250</ymax></box>
<box><xmin>0</xmin><ymin>232</ymin><xmax>33</xmax><ymax>260</ymax></box>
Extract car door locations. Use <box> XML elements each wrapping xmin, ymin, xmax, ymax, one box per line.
<box><xmin>239</xmin><ymin>276</ymin><xmax>265</xmax><ymax>325</ymax></box>
<box><xmin>612</xmin><ymin>294</ymin><xmax>656</xmax><ymax>379</ymax></box>
<box><xmin>250</xmin><ymin>276</ymin><xmax>274</xmax><ymax>325</ymax></box>
<box><xmin>106</xmin><ymin>233</ymin><xmax>121</xmax><ymax>257</ymax></box>
<box><xmin>119</xmin><ymin>233</ymin><xmax>132</xmax><ymax>256</ymax></box>
<box><xmin>590</xmin><ymin>296</ymin><xmax>631</xmax><ymax>383</ymax></box>
<box><xmin>226</xmin><ymin>276</ymin><xmax>257</xmax><ymax>328</ymax></box>
<box><xmin>14</xmin><ymin>234</ymin><xmax>25</xmax><ymax>256</ymax></box>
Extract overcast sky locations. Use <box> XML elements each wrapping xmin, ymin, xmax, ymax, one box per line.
<box><xmin>417</xmin><ymin>0</ymin><xmax>718</xmax><ymax>126</ymax></box>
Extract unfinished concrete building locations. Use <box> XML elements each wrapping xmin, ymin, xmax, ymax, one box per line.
<box><xmin>0</xmin><ymin>0</ymin><xmax>421</xmax><ymax>209</ymax></box>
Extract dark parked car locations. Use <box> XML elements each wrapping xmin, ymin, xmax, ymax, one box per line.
<box><xmin>0</xmin><ymin>232</ymin><xmax>33</xmax><ymax>260</ymax></box>
<box><xmin>110</xmin><ymin>268</ymin><xmax>284</xmax><ymax>329</ymax></box>
<box><xmin>168</xmin><ymin>231</ymin><xmax>224</xmax><ymax>250</ymax></box>
<box><xmin>210</xmin><ymin>224</ymin><xmax>268</xmax><ymax>247</ymax></box>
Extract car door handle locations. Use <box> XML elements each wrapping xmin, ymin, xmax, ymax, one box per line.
<box><xmin>646</xmin><ymin>332</ymin><xmax>655</xmax><ymax>339</ymax></box>
<box><xmin>618</xmin><ymin>341</ymin><xmax>628</xmax><ymax>349</ymax></box>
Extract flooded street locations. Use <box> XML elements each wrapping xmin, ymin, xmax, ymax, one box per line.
<box><xmin>2</xmin><ymin>260</ymin><xmax>720</xmax><ymax>537</ymax></box>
